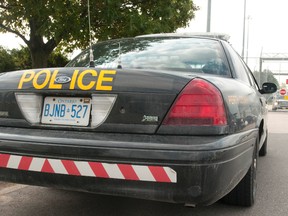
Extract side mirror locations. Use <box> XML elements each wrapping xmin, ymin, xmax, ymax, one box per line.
<box><xmin>260</xmin><ymin>82</ymin><xmax>277</xmax><ymax>94</ymax></box>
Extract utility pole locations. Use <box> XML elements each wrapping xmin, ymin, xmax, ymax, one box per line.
<box><xmin>241</xmin><ymin>0</ymin><xmax>247</xmax><ymax>58</ymax></box>
<box><xmin>207</xmin><ymin>0</ymin><xmax>211</xmax><ymax>32</ymax></box>
<box><xmin>245</xmin><ymin>16</ymin><xmax>251</xmax><ymax>64</ymax></box>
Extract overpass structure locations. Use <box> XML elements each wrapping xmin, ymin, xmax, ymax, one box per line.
<box><xmin>259</xmin><ymin>53</ymin><xmax>288</xmax><ymax>72</ymax></box>
<box><xmin>259</xmin><ymin>53</ymin><xmax>288</xmax><ymax>83</ymax></box>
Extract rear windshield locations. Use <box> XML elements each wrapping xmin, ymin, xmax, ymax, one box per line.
<box><xmin>67</xmin><ymin>37</ymin><xmax>230</xmax><ymax>76</ymax></box>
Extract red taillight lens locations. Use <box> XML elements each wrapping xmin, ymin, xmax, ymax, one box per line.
<box><xmin>163</xmin><ymin>78</ymin><xmax>227</xmax><ymax>126</ymax></box>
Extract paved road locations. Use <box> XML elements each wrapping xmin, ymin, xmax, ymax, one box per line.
<box><xmin>1</xmin><ymin>111</ymin><xmax>288</xmax><ymax>216</ymax></box>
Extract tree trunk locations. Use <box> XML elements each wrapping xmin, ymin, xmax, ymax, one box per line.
<box><xmin>30</xmin><ymin>49</ymin><xmax>50</xmax><ymax>68</ymax></box>
<box><xmin>28</xmin><ymin>32</ymin><xmax>56</xmax><ymax>68</ymax></box>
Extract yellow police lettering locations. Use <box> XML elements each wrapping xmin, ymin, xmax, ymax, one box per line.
<box><xmin>33</xmin><ymin>70</ymin><xmax>51</xmax><ymax>89</ymax></box>
<box><xmin>96</xmin><ymin>70</ymin><xmax>116</xmax><ymax>91</ymax></box>
<box><xmin>69</xmin><ymin>70</ymin><xmax>79</xmax><ymax>90</ymax></box>
<box><xmin>77</xmin><ymin>69</ymin><xmax>97</xmax><ymax>90</ymax></box>
<box><xmin>18</xmin><ymin>71</ymin><xmax>35</xmax><ymax>89</ymax></box>
<box><xmin>17</xmin><ymin>69</ymin><xmax>116</xmax><ymax>90</ymax></box>
<box><xmin>49</xmin><ymin>70</ymin><xmax>62</xmax><ymax>89</ymax></box>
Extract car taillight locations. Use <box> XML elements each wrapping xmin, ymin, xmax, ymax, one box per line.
<box><xmin>162</xmin><ymin>78</ymin><xmax>227</xmax><ymax>126</ymax></box>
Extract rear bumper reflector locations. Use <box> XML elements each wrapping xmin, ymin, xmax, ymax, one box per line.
<box><xmin>0</xmin><ymin>153</ymin><xmax>177</xmax><ymax>183</ymax></box>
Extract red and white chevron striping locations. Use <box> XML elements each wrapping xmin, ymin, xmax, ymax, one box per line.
<box><xmin>0</xmin><ymin>153</ymin><xmax>177</xmax><ymax>183</ymax></box>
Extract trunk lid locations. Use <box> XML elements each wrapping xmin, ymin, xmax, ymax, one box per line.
<box><xmin>0</xmin><ymin>68</ymin><xmax>193</xmax><ymax>134</ymax></box>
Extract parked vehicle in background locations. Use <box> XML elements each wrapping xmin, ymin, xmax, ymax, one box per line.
<box><xmin>0</xmin><ymin>33</ymin><xmax>277</xmax><ymax>207</ymax></box>
<box><xmin>272</xmin><ymin>90</ymin><xmax>288</xmax><ymax>110</ymax></box>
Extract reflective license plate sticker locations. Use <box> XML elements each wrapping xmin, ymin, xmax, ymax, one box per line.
<box><xmin>41</xmin><ymin>97</ymin><xmax>91</xmax><ymax>126</ymax></box>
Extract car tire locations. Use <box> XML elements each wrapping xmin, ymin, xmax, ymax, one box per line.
<box><xmin>259</xmin><ymin>133</ymin><xmax>268</xmax><ymax>157</ymax></box>
<box><xmin>221</xmin><ymin>138</ymin><xmax>258</xmax><ymax>207</ymax></box>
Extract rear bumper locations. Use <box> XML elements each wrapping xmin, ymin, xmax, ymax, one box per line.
<box><xmin>273</xmin><ymin>101</ymin><xmax>288</xmax><ymax>109</ymax></box>
<box><xmin>275</xmin><ymin>106</ymin><xmax>288</xmax><ymax>109</ymax></box>
<box><xmin>0</xmin><ymin>127</ymin><xmax>257</xmax><ymax>206</ymax></box>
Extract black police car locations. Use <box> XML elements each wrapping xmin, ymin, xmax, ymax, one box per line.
<box><xmin>0</xmin><ymin>33</ymin><xmax>277</xmax><ymax>207</ymax></box>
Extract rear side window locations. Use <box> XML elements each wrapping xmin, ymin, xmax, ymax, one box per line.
<box><xmin>225</xmin><ymin>44</ymin><xmax>251</xmax><ymax>85</ymax></box>
<box><xmin>67</xmin><ymin>37</ymin><xmax>231</xmax><ymax>77</ymax></box>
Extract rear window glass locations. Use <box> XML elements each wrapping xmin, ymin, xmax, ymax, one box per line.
<box><xmin>67</xmin><ymin>37</ymin><xmax>230</xmax><ymax>76</ymax></box>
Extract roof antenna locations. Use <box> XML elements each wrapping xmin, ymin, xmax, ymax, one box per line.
<box><xmin>88</xmin><ymin>0</ymin><xmax>95</xmax><ymax>67</ymax></box>
<box><xmin>117</xmin><ymin>42</ymin><xmax>122</xmax><ymax>69</ymax></box>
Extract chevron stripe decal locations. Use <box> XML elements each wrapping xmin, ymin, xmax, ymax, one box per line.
<box><xmin>0</xmin><ymin>153</ymin><xmax>177</xmax><ymax>183</ymax></box>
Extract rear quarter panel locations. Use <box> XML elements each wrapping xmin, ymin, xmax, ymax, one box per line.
<box><xmin>203</xmin><ymin>76</ymin><xmax>263</xmax><ymax>134</ymax></box>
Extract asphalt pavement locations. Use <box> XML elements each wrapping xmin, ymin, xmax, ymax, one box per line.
<box><xmin>0</xmin><ymin>111</ymin><xmax>288</xmax><ymax>216</ymax></box>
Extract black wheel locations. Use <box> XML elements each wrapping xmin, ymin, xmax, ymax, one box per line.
<box><xmin>259</xmin><ymin>134</ymin><xmax>268</xmax><ymax>157</ymax></box>
<box><xmin>222</xmin><ymin>139</ymin><xmax>258</xmax><ymax>207</ymax></box>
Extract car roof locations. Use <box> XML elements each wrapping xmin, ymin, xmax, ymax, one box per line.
<box><xmin>135</xmin><ymin>32</ymin><xmax>230</xmax><ymax>42</ymax></box>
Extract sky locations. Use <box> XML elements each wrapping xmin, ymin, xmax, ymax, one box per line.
<box><xmin>1</xmin><ymin>0</ymin><xmax>288</xmax><ymax>84</ymax></box>
<box><xmin>177</xmin><ymin>0</ymin><xmax>288</xmax><ymax>85</ymax></box>
<box><xmin>179</xmin><ymin>0</ymin><xmax>288</xmax><ymax>54</ymax></box>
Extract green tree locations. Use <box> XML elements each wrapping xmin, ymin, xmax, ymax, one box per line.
<box><xmin>0</xmin><ymin>0</ymin><xmax>198</xmax><ymax>68</ymax></box>
<box><xmin>10</xmin><ymin>46</ymin><xmax>31</xmax><ymax>70</ymax></box>
<box><xmin>253</xmin><ymin>69</ymin><xmax>280</xmax><ymax>89</ymax></box>
<box><xmin>0</xmin><ymin>46</ymin><xmax>69</xmax><ymax>72</ymax></box>
<box><xmin>0</xmin><ymin>46</ymin><xmax>15</xmax><ymax>72</ymax></box>
<box><xmin>47</xmin><ymin>50</ymin><xmax>69</xmax><ymax>67</ymax></box>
